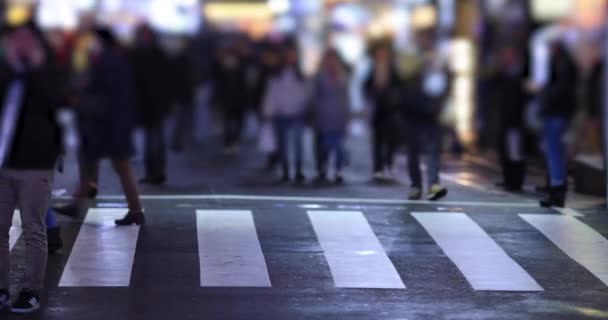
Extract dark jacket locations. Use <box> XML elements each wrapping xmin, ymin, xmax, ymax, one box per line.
<box><xmin>79</xmin><ymin>48</ymin><xmax>137</xmax><ymax>161</ymax></box>
<box><xmin>212</xmin><ymin>52</ymin><xmax>249</xmax><ymax>112</ymax></box>
<box><xmin>363</xmin><ymin>66</ymin><xmax>403</xmax><ymax>125</ymax></box>
<box><xmin>541</xmin><ymin>44</ymin><xmax>579</xmax><ymax>118</ymax></box>
<box><xmin>129</xmin><ymin>43</ymin><xmax>171</xmax><ymax>128</ymax></box>
<box><xmin>403</xmin><ymin>64</ymin><xmax>451</xmax><ymax>122</ymax></box>
<box><xmin>0</xmin><ymin>59</ymin><xmax>64</xmax><ymax>170</ymax></box>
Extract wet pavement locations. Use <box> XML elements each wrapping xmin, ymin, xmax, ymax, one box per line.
<box><xmin>4</xmin><ymin>132</ymin><xmax>608</xmax><ymax>320</ymax></box>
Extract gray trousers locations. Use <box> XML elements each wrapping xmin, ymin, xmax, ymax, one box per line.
<box><xmin>0</xmin><ymin>169</ymin><xmax>52</xmax><ymax>290</ymax></box>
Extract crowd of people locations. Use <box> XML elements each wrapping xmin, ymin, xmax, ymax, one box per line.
<box><xmin>0</xmin><ymin>14</ymin><xmax>603</xmax><ymax>313</ymax></box>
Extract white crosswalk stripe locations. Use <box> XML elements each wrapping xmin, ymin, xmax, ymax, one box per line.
<box><xmin>59</xmin><ymin>209</ymin><xmax>141</xmax><ymax>287</ymax></box>
<box><xmin>520</xmin><ymin>214</ymin><xmax>608</xmax><ymax>286</ymax></box>
<box><xmin>412</xmin><ymin>212</ymin><xmax>543</xmax><ymax>291</ymax></box>
<box><xmin>308</xmin><ymin>210</ymin><xmax>405</xmax><ymax>289</ymax></box>
<box><xmin>9</xmin><ymin>207</ymin><xmax>606</xmax><ymax>291</ymax></box>
<box><xmin>9</xmin><ymin>210</ymin><xmax>21</xmax><ymax>251</ymax></box>
<box><xmin>197</xmin><ymin>210</ymin><xmax>271</xmax><ymax>287</ymax></box>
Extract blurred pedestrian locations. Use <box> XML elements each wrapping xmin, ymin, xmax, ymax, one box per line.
<box><xmin>213</xmin><ymin>39</ymin><xmax>249</xmax><ymax>155</ymax></box>
<box><xmin>0</xmin><ymin>22</ymin><xmax>65</xmax><ymax>313</ymax></box>
<box><xmin>364</xmin><ymin>42</ymin><xmax>403</xmax><ymax>181</ymax></box>
<box><xmin>254</xmin><ymin>42</ymin><xmax>283</xmax><ymax>170</ymax></box>
<box><xmin>495</xmin><ymin>46</ymin><xmax>528</xmax><ymax>191</ymax></box>
<box><xmin>54</xmin><ymin>28</ymin><xmax>145</xmax><ymax>225</ymax></box>
<box><xmin>167</xmin><ymin>37</ymin><xmax>196</xmax><ymax>152</ymax></box>
<box><xmin>313</xmin><ymin>49</ymin><xmax>351</xmax><ymax>184</ymax></box>
<box><xmin>129</xmin><ymin>25</ymin><xmax>171</xmax><ymax>185</ymax></box>
<box><xmin>262</xmin><ymin>41</ymin><xmax>311</xmax><ymax>183</ymax></box>
<box><xmin>403</xmin><ymin>30</ymin><xmax>450</xmax><ymax>201</ymax></box>
<box><xmin>539</xmin><ymin>40</ymin><xmax>579</xmax><ymax>208</ymax></box>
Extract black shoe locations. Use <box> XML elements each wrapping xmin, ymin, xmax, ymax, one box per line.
<box><xmin>52</xmin><ymin>204</ymin><xmax>82</xmax><ymax>218</ymax></box>
<box><xmin>314</xmin><ymin>174</ymin><xmax>329</xmax><ymax>185</ymax></box>
<box><xmin>47</xmin><ymin>227</ymin><xmax>63</xmax><ymax>254</ymax></box>
<box><xmin>87</xmin><ymin>187</ymin><xmax>98</xmax><ymax>199</ymax></box>
<box><xmin>427</xmin><ymin>184</ymin><xmax>448</xmax><ymax>201</ymax></box>
<box><xmin>0</xmin><ymin>289</ymin><xmax>9</xmax><ymax>311</ymax></box>
<box><xmin>335</xmin><ymin>174</ymin><xmax>344</xmax><ymax>184</ymax></box>
<box><xmin>295</xmin><ymin>173</ymin><xmax>306</xmax><ymax>184</ymax></box>
<box><xmin>139</xmin><ymin>176</ymin><xmax>166</xmax><ymax>185</ymax></box>
<box><xmin>115</xmin><ymin>211</ymin><xmax>145</xmax><ymax>226</ymax></box>
<box><xmin>540</xmin><ymin>185</ymin><xmax>566</xmax><ymax>208</ymax></box>
<box><xmin>11</xmin><ymin>289</ymin><xmax>39</xmax><ymax>314</ymax></box>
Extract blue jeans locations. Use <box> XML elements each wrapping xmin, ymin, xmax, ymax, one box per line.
<box><xmin>273</xmin><ymin>116</ymin><xmax>304</xmax><ymax>177</ymax></box>
<box><xmin>405</xmin><ymin>120</ymin><xmax>441</xmax><ymax>189</ymax></box>
<box><xmin>318</xmin><ymin>132</ymin><xmax>346</xmax><ymax>175</ymax></box>
<box><xmin>543</xmin><ymin>116</ymin><xmax>568</xmax><ymax>186</ymax></box>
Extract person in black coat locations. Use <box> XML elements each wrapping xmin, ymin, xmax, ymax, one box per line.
<box><xmin>539</xmin><ymin>40</ymin><xmax>579</xmax><ymax>208</ymax></box>
<box><xmin>0</xmin><ymin>22</ymin><xmax>66</xmax><ymax>313</ymax></box>
<box><xmin>55</xmin><ymin>28</ymin><xmax>145</xmax><ymax>226</ymax></box>
<box><xmin>129</xmin><ymin>25</ymin><xmax>171</xmax><ymax>185</ymax></box>
<box><xmin>494</xmin><ymin>45</ymin><xmax>528</xmax><ymax>191</ymax></box>
<box><xmin>212</xmin><ymin>41</ymin><xmax>249</xmax><ymax>154</ymax></box>
<box><xmin>364</xmin><ymin>42</ymin><xmax>403</xmax><ymax>180</ymax></box>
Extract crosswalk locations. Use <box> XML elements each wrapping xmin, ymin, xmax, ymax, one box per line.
<box><xmin>7</xmin><ymin>208</ymin><xmax>608</xmax><ymax>291</ymax></box>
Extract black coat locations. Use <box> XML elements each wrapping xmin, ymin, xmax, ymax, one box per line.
<box><xmin>79</xmin><ymin>48</ymin><xmax>137</xmax><ymax>161</ymax></box>
<box><xmin>129</xmin><ymin>44</ymin><xmax>171</xmax><ymax>128</ymax></box>
<box><xmin>0</xmin><ymin>59</ymin><xmax>64</xmax><ymax>170</ymax></box>
<box><xmin>363</xmin><ymin>67</ymin><xmax>403</xmax><ymax>125</ymax></box>
<box><xmin>541</xmin><ymin>44</ymin><xmax>579</xmax><ymax>118</ymax></box>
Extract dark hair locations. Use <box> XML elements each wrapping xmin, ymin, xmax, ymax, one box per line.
<box><xmin>323</xmin><ymin>48</ymin><xmax>351</xmax><ymax>74</ymax></box>
<box><xmin>367</xmin><ymin>38</ymin><xmax>394</xmax><ymax>57</ymax></box>
<box><xmin>95</xmin><ymin>27</ymin><xmax>118</xmax><ymax>47</ymax></box>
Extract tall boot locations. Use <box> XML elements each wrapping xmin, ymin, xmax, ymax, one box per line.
<box><xmin>540</xmin><ymin>185</ymin><xmax>566</xmax><ymax>208</ymax></box>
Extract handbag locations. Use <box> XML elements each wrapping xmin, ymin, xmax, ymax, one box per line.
<box><xmin>258</xmin><ymin>121</ymin><xmax>276</xmax><ymax>153</ymax></box>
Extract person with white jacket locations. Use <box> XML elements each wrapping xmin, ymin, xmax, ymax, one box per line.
<box><xmin>262</xmin><ymin>42</ymin><xmax>312</xmax><ymax>183</ymax></box>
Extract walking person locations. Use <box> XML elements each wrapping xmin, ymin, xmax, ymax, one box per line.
<box><xmin>129</xmin><ymin>24</ymin><xmax>171</xmax><ymax>185</ymax></box>
<box><xmin>0</xmin><ymin>22</ymin><xmax>65</xmax><ymax>313</ymax></box>
<box><xmin>404</xmin><ymin>30</ymin><xmax>450</xmax><ymax>201</ymax></box>
<box><xmin>213</xmin><ymin>40</ymin><xmax>249</xmax><ymax>155</ymax></box>
<box><xmin>538</xmin><ymin>40</ymin><xmax>579</xmax><ymax>208</ymax></box>
<box><xmin>262</xmin><ymin>41</ymin><xmax>311</xmax><ymax>183</ymax></box>
<box><xmin>494</xmin><ymin>45</ymin><xmax>528</xmax><ymax>191</ymax></box>
<box><xmin>313</xmin><ymin>49</ymin><xmax>351</xmax><ymax>184</ymax></box>
<box><xmin>54</xmin><ymin>28</ymin><xmax>145</xmax><ymax>225</ymax></box>
<box><xmin>364</xmin><ymin>42</ymin><xmax>403</xmax><ymax>181</ymax></box>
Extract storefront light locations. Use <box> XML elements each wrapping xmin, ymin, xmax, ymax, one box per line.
<box><xmin>267</xmin><ymin>0</ymin><xmax>290</xmax><ymax>15</ymax></box>
<box><xmin>5</xmin><ymin>4</ymin><xmax>31</xmax><ymax>26</ymax></box>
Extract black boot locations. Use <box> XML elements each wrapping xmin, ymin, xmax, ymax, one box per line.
<box><xmin>540</xmin><ymin>185</ymin><xmax>566</xmax><ymax>208</ymax></box>
<box><xmin>115</xmin><ymin>211</ymin><xmax>146</xmax><ymax>226</ymax></box>
<box><xmin>47</xmin><ymin>227</ymin><xmax>63</xmax><ymax>254</ymax></box>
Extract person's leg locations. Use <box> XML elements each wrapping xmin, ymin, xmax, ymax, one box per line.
<box><xmin>273</xmin><ymin>118</ymin><xmax>289</xmax><ymax>180</ymax></box>
<box><xmin>372</xmin><ymin>123</ymin><xmax>383</xmax><ymax>174</ymax></box>
<box><xmin>16</xmin><ymin>170</ymin><xmax>53</xmax><ymax>291</ymax></box>
<box><xmin>293</xmin><ymin>119</ymin><xmax>305</xmax><ymax>178</ymax></box>
<box><xmin>424</xmin><ymin>122</ymin><xmax>448</xmax><ymax>200</ymax></box>
<box><xmin>406</xmin><ymin>126</ymin><xmax>422</xmax><ymax>189</ymax></box>
<box><xmin>544</xmin><ymin>117</ymin><xmax>567</xmax><ymax>187</ymax></box>
<box><xmin>111</xmin><ymin>159</ymin><xmax>143</xmax><ymax>213</ymax></box>
<box><xmin>334</xmin><ymin>134</ymin><xmax>346</xmax><ymax>183</ymax></box>
<box><xmin>425</xmin><ymin>123</ymin><xmax>442</xmax><ymax>187</ymax></box>
<box><xmin>540</xmin><ymin>116</ymin><xmax>568</xmax><ymax>207</ymax></box>
<box><xmin>318</xmin><ymin>133</ymin><xmax>330</xmax><ymax>179</ymax></box>
<box><xmin>0</xmin><ymin>170</ymin><xmax>18</xmax><ymax>291</ymax></box>
<box><xmin>144</xmin><ymin>126</ymin><xmax>166</xmax><ymax>182</ymax></box>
